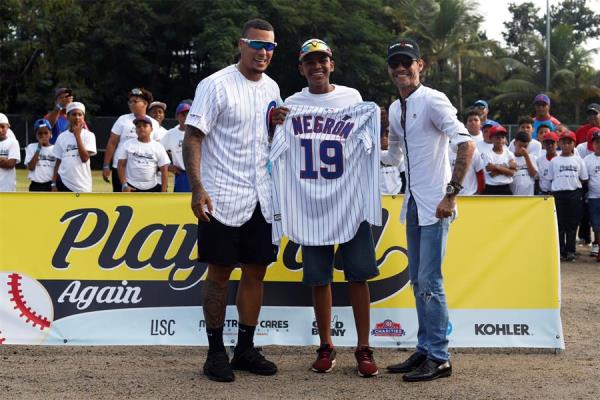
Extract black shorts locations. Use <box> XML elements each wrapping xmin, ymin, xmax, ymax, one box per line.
<box><xmin>56</xmin><ymin>176</ymin><xmax>72</xmax><ymax>192</ymax></box>
<box><xmin>128</xmin><ymin>183</ymin><xmax>161</xmax><ymax>192</ymax></box>
<box><xmin>197</xmin><ymin>204</ymin><xmax>278</xmax><ymax>267</ymax></box>
<box><xmin>29</xmin><ymin>181</ymin><xmax>52</xmax><ymax>192</ymax></box>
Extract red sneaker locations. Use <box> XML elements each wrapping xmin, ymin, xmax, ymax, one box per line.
<box><xmin>355</xmin><ymin>345</ymin><xmax>379</xmax><ymax>377</ymax></box>
<box><xmin>311</xmin><ymin>344</ymin><xmax>336</xmax><ymax>373</ymax></box>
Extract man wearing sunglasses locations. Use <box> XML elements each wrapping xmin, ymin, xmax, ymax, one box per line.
<box><xmin>183</xmin><ymin>18</ymin><xmax>283</xmax><ymax>383</ymax></box>
<box><xmin>471</xmin><ymin>99</ymin><xmax>497</xmax><ymax>128</ymax></box>
<box><xmin>281</xmin><ymin>38</ymin><xmax>380</xmax><ymax>378</ymax></box>
<box><xmin>382</xmin><ymin>39</ymin><xmax>474</xmax><ymax>382</ymax></box>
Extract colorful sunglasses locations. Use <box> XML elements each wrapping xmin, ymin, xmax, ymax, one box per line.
<box><xmin>241</xmin><ymin>38</ymin><xmax>277</xmax><ymax>51</ymax></box>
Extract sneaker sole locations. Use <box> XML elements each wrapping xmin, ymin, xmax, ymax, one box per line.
<box><xmin>311</xmin><ymin>358</ymin><xmax>336</xmax><ymax>373</ymax></box>
<box><xmin>231</xmin><ymin>365</ymin><xmax>278</xmax><ymax>376</ymax></box>
<box><xmin>357</xmin><ymin>368</ymin><xmax>379</xmax><ymax>378</ymax></box>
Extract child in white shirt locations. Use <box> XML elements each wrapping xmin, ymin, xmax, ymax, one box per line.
<box><xmin>118</xmin><ymin>115</ymin><xmax>169</xmax><ymax>192</ymax></box>
<box><xmin>549</xmin><ymin>131</ymin><xmax>588</xmax><ymax>261</ymax></box>
<box><xmin>510</xmin><ymin>131</ymin><xmax>538</xmax><ymax>195</ymax></box>
<box><xmin>0</xmin><ymin>113</ymin><xmax>21</xmax><ymax>192</ymax></box>
<box><xmin>481</xmin><ymin>125</ymin><xmax>516</xmax><ymax>195</ymax></box>
<box><xmin>25</xmin><ymin>119</ymin><xmax>56</xmax><ymax>191</ymax></box>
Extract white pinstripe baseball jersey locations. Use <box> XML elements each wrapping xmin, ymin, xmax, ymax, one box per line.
<box><xmin>270</xmin><ymin>102</ymin><xmax>382</xmax><ymax>246</ymax></box>
<box><xmin>185</xmin><ymin>64</ymin><xmax>281</xmax><ymax>227</ymax></box>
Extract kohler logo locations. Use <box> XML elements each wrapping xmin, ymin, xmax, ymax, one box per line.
<box><xmin>474</xmin><ymin>323</ymin><xmax>530</xmax><ymax>336</ymax></box>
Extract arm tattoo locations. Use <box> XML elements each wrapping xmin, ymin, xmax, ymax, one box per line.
<box><xmin>203</xmin><ymin>280</ymin><xmax>228</xmax><ymax>329</ymax></box>
<box><xmin>182</xmin><ymin>125</ymin><xmax>205</xmax><ymax>190</ymax></box>
<box><xmin>451</xmin><ymin>141</ymin><xmax>476</xmax><ymax>185</ymax></box>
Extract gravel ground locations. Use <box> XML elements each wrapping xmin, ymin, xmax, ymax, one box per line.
<box><xmin>1</xmin><ymin>251</ymin><xmax>599</xmax><ymax>400</ymax></box>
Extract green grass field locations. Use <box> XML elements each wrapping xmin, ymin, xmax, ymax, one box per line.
<box><xmin>15</xmin><ymin>168</ymin><xmax>175</xmax><ymax>192</ymax></box>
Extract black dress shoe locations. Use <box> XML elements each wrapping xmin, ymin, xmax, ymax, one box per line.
<box><xmin>386</xmin><ymin>351</ymin><xmax>427</xmax><ymax>373</ymax></box>
<box><xmin>402</xmin><ymin>358</ymin><xmax>452</xmax><ymax>382</ymax></box>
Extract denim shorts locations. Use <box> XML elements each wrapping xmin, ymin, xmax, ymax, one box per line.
<box><xmin>301</xmin><ymin>221</ymin><xmax>379</xmax><ymax>286</ymax></box>
<box><xmin>589</xmin><ymin>198</ymin><xmax>600</xmax><ymax>231</ymax></box>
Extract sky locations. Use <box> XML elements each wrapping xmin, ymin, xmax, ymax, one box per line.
<box><xmin>476</xmin><ymin>0</ymin><xmax>600</xmax><ymax>68</ymax></box>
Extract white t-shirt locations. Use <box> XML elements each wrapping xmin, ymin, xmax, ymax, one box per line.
<box><xmin>7</xmin><ymin>129</ymin><xmax>16</xmax><ymax>140</ymax></box>
<box><xmin>185</xmin><ymin>65</ymin><xmax>281</xmax><ymax>227</ymax></box>
<box><xmin>481</xmin><ymin>149</ymin><xmax>516</xmax><ymax>185</ymax></box>
<box><xmin>380</xmin><ymin>164</ymin><xmax>403</xmax><ymax>195</ymax></box>
<box><xmin>24</xmin><ymin>144</ymin><xmax>56</xmax><ymax>183</ymax></box>
<box><xmin>0</xmin><ymin>137</ymin><xmax>21</xmax><ymax>192</ymax></box>
<box><xmin>118</xmin><ymin>139</ymin><xmax>170</xmax><ymax>190</ymax></box>
<box><xmin>549</xmin><ymin>155</ymin><xmax>588</xmax><ymax>191</ymax></box>
<box><xmin>53</xmin><ymin>129</ymin><xmax>97</xmax><ymax>192</ymax></box>
<box><xmin>153</xmin><ymin>126</ymin><xmax>168</xmax><ymax>142</ymax></box>
<box><xmin>576</xmin><ymin>142</ymin><xmax>592</xmax><ymax>159</ymax></box>
<box><xmin>161</xmin><ymin>126</ymin><xmax>185</xmax><ymax>170</ymax></box>
<box><xmin>470</xmin><ymin>133</ymin><xmax>484</xmax><ymax>143</ymax></box>
<box><xmin>284</xmin><ymin>85</ymin><xmax>362</xmax><ymax>108</ymax></box>
<box><xmin>449</xmin><ymin>146</ymin><xmax>484</xmax><ymax>195</ymax></box>
<box><xmin>510</xmin><ymin>154</ymin><xmax>538</xmax><ymax>195</ymax></box>
<box><xmin>536</xmin><ymin>154</ymin><xmax>556</xmax><ymax>193</ymax></box>
<box><xmin>110</xmin><ymin>113</ymin><xmax>160</xmax><ymax>168</ymax></box>
<box><xmin>476</xmin><ymin>140</ymin><xmax>493</xmax><ymax>156</ymax></box>
<box><xmin>508</xmin><ymin>139</ymin><xmax>542</xmax><ymax>158</ymax></box>
<box><xmin>584</xmin><ymin>154</ymin><xmax>600</xmax><ymax>199</ymax></box>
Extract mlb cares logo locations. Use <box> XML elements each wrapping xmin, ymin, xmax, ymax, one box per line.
<box><xmin>371</xmin><ymin>319</ymin><xmax>406</xmax><ymax>337</ymax></box>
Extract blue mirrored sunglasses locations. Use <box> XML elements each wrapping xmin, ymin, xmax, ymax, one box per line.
<box><xmin>241</xmin><ymin>38</ymin><xmax>277</xmax><ymax>51</ymax></box>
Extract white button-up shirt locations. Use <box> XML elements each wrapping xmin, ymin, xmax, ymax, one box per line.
<box><xmin>186</xmin><ymin>65</ymin><xmax>281</xmax><ymax>227</ymax></box>
<box><xmin>382</xmin><ymin>85</ymin><xmax>471</xmax><ymax>226</ymax></box>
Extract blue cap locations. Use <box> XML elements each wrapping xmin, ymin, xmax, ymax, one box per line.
<box><xmin>482</xmin><ymin>120</ymin><xmax>495</xmax><ymax>129</ymax></box>
<box><xmin>534</xmin><ymin>93</ymin><xmax>550</xmax><ymax>105</ymax></box>
<box><xmin>473</xmin><ymin>99</ymin><xmax>488</xmax><ymax>108</ymax></box>
<box><xmin>175</xmin><ymin>102</ymin><xmax>191</xmax><ymax>115</ymax></box>
<box><xmin>34</xmin><ymin>118</ymin><xmax>52</xmax><ymax>132</ymax></box>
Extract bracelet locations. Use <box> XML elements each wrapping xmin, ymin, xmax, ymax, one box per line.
<box><xmin>103</xmin><ymin>164</ymin><xmax>111</xmax><ymax>169</ymax></box>
<box><xmin>122</xmin><ymin>183</ymin><xmax>129</xmax><ymax>191</ymax></box>
<box><xmin>50</xmin><ymin>182</ymin><xmax>57</xmax><ymax>187</ymax></box>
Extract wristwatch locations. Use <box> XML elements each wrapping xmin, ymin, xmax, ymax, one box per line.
<box><xmin>445</xmin><ymin>181</ymin><xmax>463</xmax><ymax>196</ymax></box>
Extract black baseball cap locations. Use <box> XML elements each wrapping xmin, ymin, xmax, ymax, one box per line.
<box><xmin>586</xmin><ymin>103</ymin><xmax>600</xmax><ymax>114</ymax></box>
<box><xmin>387</xmin><ymin>38</ymin><xmax>420</xmax><ymax>60</ymax></box>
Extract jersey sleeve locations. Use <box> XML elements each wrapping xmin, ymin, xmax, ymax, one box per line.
<box><xmin>185</xmin><ymin>77</ymin><xmax>222</xmax><ymax>135</ymax></box>
<box><xmin>428</xmin><ymin>91</ymin><xmax>471</xmax><ymax>145</ymax></box>
<box><xmin>269</xmin><ymin>120</ymin><xmax>289</xmax><ymax>162</ymax></box>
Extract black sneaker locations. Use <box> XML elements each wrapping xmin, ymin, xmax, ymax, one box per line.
<box><xmin>566</xmin><ymin>253</ymin><xmax>576</xmax><ymax>262</ymax></box>
<box><xmin>402</xmin><ymin>358</ymin><xmax>452</xmax><ymax>382</ymax></box>
<box><xmin>203</xmin><ymin>350</ymin><xmax>235</xmax><ymax>382</ymax></box>
<box><xmin>231</xmin><ymin>346</ymin><xmax>277</xmax><ymax>376</ymax></box>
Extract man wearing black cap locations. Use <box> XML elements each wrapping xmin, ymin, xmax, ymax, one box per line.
<box><xmin>45</xmin><ymin>88</ymin><xmax>73</xmax><ymax>144</ymax></box>
<box><xmin>382</xmin><ymin>38</ymin><xmax>475</xmax><ymax>382</ymax></box>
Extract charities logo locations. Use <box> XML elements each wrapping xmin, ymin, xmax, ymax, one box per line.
<box><xmin>371</xmin><ymin>319</ymin><xmax>406</xmax><ymax>337</ymax></box>
<box><xmin>474</xmin><ymin>323</ymin><xmax>531</xmax><ymax>336</ymax></box>
<box><xmin>312</xmin><ymin>315</ymin><xmax>345</xmax><ymax>337</ymax></box>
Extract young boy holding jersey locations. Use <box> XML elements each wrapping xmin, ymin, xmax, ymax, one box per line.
<box><xmin>583</xmin><ymin>127</ymin><xmax>600</xmax><ymax>261</ymax></box>
<box><xmin>0</xmin><ymin>113</ymin><xmax>21</xmax><ymax>192</ymax></box>
<box><xmin>117</xmin><ymin>115</ymin><xmax>169</xmax><ymax>192</ymax></box>
<box><xmin>25</xmin><ymin>119</ymin><xmax>56</xmax><ymax>191</ymax></box>
<box><xmin>549</xmin><ymin>131</ymin><xmax>588</xmax><ymax>261</ymax></box>
<box><xmin>481</xmin><ymin>125</ymin><xmax>516</xmax><ymax>195</ymax></box>
<box><xmin>510</xmin><ymin>131</ymin><xmax>537</xmax><ymax>195</ymax></box>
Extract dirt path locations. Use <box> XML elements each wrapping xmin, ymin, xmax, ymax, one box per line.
<box><xmin>1</xmin><ymin>254</ymin><xmax>599</xmax><ymax>400</ymax></box>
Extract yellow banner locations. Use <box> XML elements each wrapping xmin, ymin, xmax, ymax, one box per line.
<box><xmin>0</xmin><ymin>193</ymin><xmax>559</xmax><ymax>310</ymax></box>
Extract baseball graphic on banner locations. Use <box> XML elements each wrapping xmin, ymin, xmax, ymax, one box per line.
<box><xmin>0</xmin><ymin>272</ymin><xmax>53</xmax><ymax>344</ymax></box>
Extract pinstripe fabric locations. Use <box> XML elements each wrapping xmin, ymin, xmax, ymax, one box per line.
<box><xmin>185</xmin><ymin>65</ymin><xmax>281</xmax><ymax>227</ymax></box>
<box><xmin>271</xmin><ymin>102</ymin><xmax>382</xmax><ymax>246</ymax></box>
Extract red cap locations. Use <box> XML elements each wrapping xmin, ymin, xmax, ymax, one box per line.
<box><xmin>488</xmin><ymin>125</ymin><xmax>508</xmax><ymax>137</ymax></box>
<box><xmin>559</xmin><ymin>130</ymin><xmax>576</xmax><ymax>142</ymax></box>
<box><xmin>540</xmin><ymin>131</ymin><xmax>559</xmax><ymax>142</ymax></box>
<box><xmin>589</xmin><ymin>127</ymin><xmax>600</xmax><ymax>142</ymax></box>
